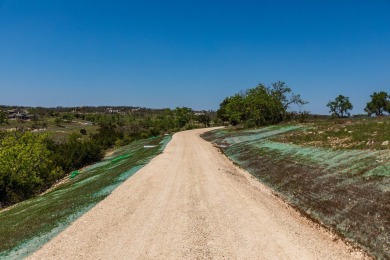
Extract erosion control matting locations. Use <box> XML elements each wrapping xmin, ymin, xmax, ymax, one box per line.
<box><xmin>202</xmin><ymin>127</ymin><xmax>389</xmax><ymax>259</ymax></box>
<box><xmin>0</xmin><ymin>135</ymin><xmax>171</xmax><ymax>259</ymax></box>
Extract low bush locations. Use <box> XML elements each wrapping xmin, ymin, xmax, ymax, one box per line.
<box><xmin>0</xmin><ymin>132</ymin><xmax>63</xmax><ymax>205</ymax></box>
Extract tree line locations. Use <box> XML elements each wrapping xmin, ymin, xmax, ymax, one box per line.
<box><xmin>217</xmin><ymin>82</ymin><xmax>389</xmax><ymax>126</ymax></box>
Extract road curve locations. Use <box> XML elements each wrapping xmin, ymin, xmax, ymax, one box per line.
<box><xmin>29</xmin><ymin>128</ymin><xmax>367</xmax><ymax>259</ymax></box>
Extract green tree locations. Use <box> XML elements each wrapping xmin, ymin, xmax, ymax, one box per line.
<box><xmin>326</xmin><ymin>95</ymin><xmax>353</xmax><ymax>118</ymax></box>
<box><xmin>364</xmin><ymin>91</ymin><xmax>390</xmax><ymax>116</ymax></box>
<box><xmin>174</xmin><ymin>107</ymin><xmax>194</xmax><ymax>128</ymax></box>
<box><xmin>91</xmin><ymin>121</ymin><xmax>122</xmax><ymax>148</ymax></box>
<box><xmin>0</xmin><ymin>132</ymin><xmax>63</xmax><ymax>204</ymax></box>
<box><xmin>197</xmin><ymin>113</ymin><xmax>211</xmax><ymax>127</ymax></box>
<box><xmin>0</xmin><ymin>111</ymin><xmax>8</xmax><ymax>125</ymax></box>
<box><xmin>80</xmin><ymin>128</ymin><xmax>87</xmax><ymax>135</ymax></box>
<box><xmin>31</xmin><ymin>114</ymin><xmax>39</xmax><ymax>127</ymax></box>
<box><xmin>244</xmin><ymin>84</ymin><xmax>285</xmax><ymax>126</ymax></box>
<box><xmin>216</xmin><ymin>98</ymin><xmax>230</xmax><ymax>123</ymax></box>
<box><xmin>270</xmin><ymin>81</ymin><xmax>307</xmax><ymax>112</ymax></box>
<box><xmin>217</xmin><ymin>81</ymin><xmax>307</xmax><ymax>127</ymax></box>
<box><xmin>228</xmin><ymin>97</ymin><xmax>244</xmax><ymax>125</ymax></box>
<box><xmin>54</xmin><ymin>117</ymin><xmax>64</xmax><ymax>127</ymax></box>
<box><xmin>62</xmin><ymin>112</ymin><xmax>74</xmax><ymax>123</ymax></box>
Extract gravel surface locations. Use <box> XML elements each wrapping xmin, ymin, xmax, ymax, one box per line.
<box><xmin>28</xmin><ymin>128</ymin><xmax>368</xmax><ymax>259</ymax></box>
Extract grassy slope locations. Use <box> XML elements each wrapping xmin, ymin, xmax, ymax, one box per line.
<box><xmin>202</xmin><ymin>118</ymin><xmax>389</xmax><ymax>259</ymax></box>
<box><xmin>0</xmin><ymin>135</ymin><xmax>171</xmax><ymax>259</ymax></box>
<box><xmin>275</xmin><ymin>117</ymin><xmax>390</xmax><ymax>150</ymax></box>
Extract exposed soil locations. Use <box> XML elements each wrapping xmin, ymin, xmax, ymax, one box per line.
<box><xmin>104</xmin><ymin>149</ymin><xmax>116</xmax><ymax>157</ymax></box>
<box><xmin>29</xmin><ymin>128</ymin><xmax>368</xmax><ymax>259</ymax></box>
<box><xmin>203</xmin><ymin>128</ymin><xmax>389</xmax><ymax>259</ymax></box>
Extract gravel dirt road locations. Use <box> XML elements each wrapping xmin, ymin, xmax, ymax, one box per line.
<box><xmin>29</xmin><ymin>128</ymin><xmax>368</xmax><ymax>259</ymax></box>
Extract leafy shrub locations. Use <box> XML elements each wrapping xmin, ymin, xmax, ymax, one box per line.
<box><xmin>0</xmin><ymin>132</ymin><xmax>63</xmax><ymax>205</ymax></box>
<box><xmin>80</xmin><ymin>128</ymin><xmax>87</xmax><ymax>135</ymax></box>
<box><xmin>47</xmin><ymin>135</ymin><xmax>104</xmax><ymax>173</ymax></box>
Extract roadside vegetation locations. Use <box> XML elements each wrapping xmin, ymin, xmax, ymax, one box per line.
<box><xmin>0</xmin><ymin>106</ymin><xmax>216</xmax><ymax>208</ymax></box>
<box><xmin>0</xmin><ymin>136</ymin><xmax>171</xmax><ymax>258</ymax></box>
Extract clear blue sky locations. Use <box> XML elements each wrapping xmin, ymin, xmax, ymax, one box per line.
<box><xmin>0</xmin><ymin>0</ymin><xmax>389</xmax><ymax>114</ymax></box>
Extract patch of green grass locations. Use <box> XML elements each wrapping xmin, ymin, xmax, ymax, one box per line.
<box><xmin>0</xmin><ymin>135</ymin><xmax>171</xmax><ymax>258</ymax></box>
<box><xmin>273</xmin><ymin>117</ymin><xmax>390</xmax><ymax>150</ymax></box>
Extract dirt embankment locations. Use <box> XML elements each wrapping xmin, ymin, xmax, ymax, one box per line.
<box><xmin>29</xmin><ymin>128</ymin><xmax>367</xmax><ymax>259</ymax></box>
<box><xmin>202</xmin><ymin>127</ymin><xmax>389</xmax><ymax>259</ymax></box>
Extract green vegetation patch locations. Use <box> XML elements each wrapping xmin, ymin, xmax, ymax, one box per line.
<box><xmin>202</xmin><ymin>126</ymin><xmax>389</xmax><ymax>259</ymax></box>
<box><xmin>274</xmin><ymin>117</ymin><xmax>390</xmax><ymax>150</ymax></box>
<box><xmin>0</xmin><ymin>135</ymin><xmax>171</xmax><ymax>259</ymax></box>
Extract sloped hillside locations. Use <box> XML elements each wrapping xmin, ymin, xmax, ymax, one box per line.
<box><xmin>202</xmin><ymin>119</ymin><xmax>389</xmax><ymax>259</ymax></box>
